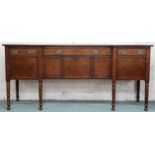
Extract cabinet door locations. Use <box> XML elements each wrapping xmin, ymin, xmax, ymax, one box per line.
<box><xmin>117</xmin><ymin>57</ymin><xmax>146</xmax><ymax>80</ymax></box>
<box><xmin>94</xmin><ymin>57</ymin><xmax>112</xmax><ymax>78</ymax></box>
<box><xmin>44</xmin><ymin>57</ymin><xmax>61</xmax><ymax>78</ymax></box>
<box><xmin>63</xmin><ymin>57</ymin><xmax>91</xmax><ymax>78</ymax></box>
<box><xmin>9</xmin><ymin>57</ymin><xmax>38</xmax><ymax>78</ymax></box>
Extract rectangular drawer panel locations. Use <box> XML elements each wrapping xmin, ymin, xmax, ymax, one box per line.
<box><xmin>63</xmin><ymin>57</ymin><xmax>91</xmax><ymax>78</ymax></box>
<box><xmin>118</xmin><ymin>48</ymin><xmax>146</xmax><ymax>56</ymax></box>
<box><xmin>94</xmin><ymin>57</ymin><xmax>112</xmax><ymax>78</ymax></box>
<box><xmin>43</xmin><ymin>47</ymin><xmax>112</xmax><ymax>56</ymax></box>
<box><xmin>9</xmin><ymin>57</ymin><xmax>38</xmax><ymax>78</ymax></box>
<box><xmin>44</xmin><ymin>57</ymin><xmax>61</xmax><ymax>78</ymax></box>
<box><xmin>117</xmin><ymin>57</ymin><xmax>146</xmax><ymax>79</ymax></box>
<box><xmin>9</xmin><ymin>48</ymin><xmax>38</xmax><ymax>56</ymax></box>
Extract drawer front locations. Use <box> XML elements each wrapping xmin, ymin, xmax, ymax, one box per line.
<box><xmin>9</xmin><ymin>48</ymin><xmax>38</xmax><ymax>56</ymax></box>
<box><xmin>9</xmin><ymin>57</ymin><xmax>39</xmax><ymax>78</ymax></box>
<box><xmin>117</xmin><ymin>57</ymin><xmax>146</xmax><ymax>79</ymax></box>
<box><xmin>118</xmin><ymin>48</ymin><xmax>146</xmax><ymax>56</ymax></box>
<box><xmin>43</xmin><ymin>47</ymin><xmax>112</xmax><ymax>56</ymax></box>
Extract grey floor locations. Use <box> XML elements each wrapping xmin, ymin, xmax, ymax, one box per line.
<box><xmin>0</xmin><ymin>100</ymin><xmax>155</xmax><ymax>112</ymax></box>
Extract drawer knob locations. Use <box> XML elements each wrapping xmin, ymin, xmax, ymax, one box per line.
<box><xmin>137</xmin><ymin>49</ymin><xmax>145</xmax><ymax>55</ymax></box>
<box><xmin>56</xmin><ymin>49</ymin><xmax>62</xmax><ymax>55</ymax></box>
<box><xmin>120</xmin><ymin>49</ymin><xmax>127</xmax><ymax>55</ymax></box>
<box><xmin>92</xmin><ymin>49</ymin><xmax>99</xmax><ymax>55</ymax></box>
<box><xmin>11</xmin><ymin>49</ymin><xmax>18</xmax><ymax>54</ymax></box>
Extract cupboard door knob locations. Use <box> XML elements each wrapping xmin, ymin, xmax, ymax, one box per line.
<box><xmin>56</xmin><ymin>49</ymin><xmax>62</xmax><ymax>55</ymax></box>
<box><xmin>92</xmin><ymin>49</ymin><xmax>99</xmax><ymax>55</ymax></box>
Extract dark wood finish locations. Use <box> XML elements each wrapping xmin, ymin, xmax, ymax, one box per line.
<box><xmin>112</xmin><ymin>47</ymin><xmax>117</xmax><ymax>111</ymax></box>
<box><xmin>3</xmin><ymin>44</ymin><xmax>153</xmax><ymax>111</ymax></box>
<box><xmin>16</xmin><ymin>80</ymin><xmax>19</xmax><ymax>101</ymax></box>
<box><xmin>136</xmin><ymin>80</ymin><xmax>140</xmax><ymax>102</ymax></box>
<box><xmin>144</xmin><ymin>47</ymin><xmax>151</xmax><ymax>111</ymax></box>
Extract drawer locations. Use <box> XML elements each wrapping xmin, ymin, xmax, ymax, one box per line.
<box><xmin>9</xmin><ymin>48</ymin><xmax>38</xmax><ymax>56</ymax></box>
<box><xmin>118</xmin><ymin>48</ymin><xmax>146</xmax><ymax>56</ymax></box>
<box><xmin>43</xmin><ymin>47</ymin><xmax>112</xmax><ymax>56</ymax></box>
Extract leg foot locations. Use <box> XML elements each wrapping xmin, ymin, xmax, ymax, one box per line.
<box><xmin>39</xmin><ymin>106</ymin><xmax>43</xmax><ymax>110</ymax></box>
<box><xmin>144</xmin><ymin>107</ymin><xmax>148</xmax><ymax>111</ymax></box>
<box><xmin>112</xmin><ymin>106</ymin><xmax>115</xmax><ymax>111</ymax></box>
<box><xmin>7</xmin><ymin>106</ymin><xmax>11</xmax><ymax>111</ymax></box>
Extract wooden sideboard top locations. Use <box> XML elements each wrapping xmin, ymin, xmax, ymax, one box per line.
<box><xmin>2</xmin><ymin>43</ymin><xmax>153</xmax><ymax>47</ymax></box>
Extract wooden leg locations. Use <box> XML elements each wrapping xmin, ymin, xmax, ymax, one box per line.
<box><xmin>136</xmin><ymin>80</ymin><xmax>140</xmax><ymax>102</ymax></box>
<box><xmin>6</xmin><ymin>80</ymin><xmax>11</xmax><ymax>110</ymax></box>
<box><xmin>144</xmin><ymin>81</ymin><xmax>149</xmax><ymax>111</ymax></box>
<box><xmin>39</xmin><ymin>80</ymin><xmax>43</xmax><ymax>110</ymax></box>
<box><xmin>112</xmin><ymin>81</ymin><xmax>116</xmax><ymax>111</ymax></box>
<box><xmin>16</xmin><ymin>80</ymin><xmax>19</xmax><ymax>101</ymax></box>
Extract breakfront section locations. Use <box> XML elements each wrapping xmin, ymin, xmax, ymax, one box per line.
<box><xmin>5</xmin><ymin>46</ymin><xmax>42</xmax><ymax>110</ymax></box>
<box><xmin>3</xmin><ymin>44</ymin><xmax>152</xmax><ymax>111</ymax></box>
<box><xmin>111</xmin><ymin>46</ymin><xmax>151</xmax><ymax>111</ymax></box>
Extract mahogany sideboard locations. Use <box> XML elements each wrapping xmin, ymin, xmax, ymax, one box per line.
<box><xmin>3</xmin><ymin>44</ymin><xmax>153</xmax><ymax>111</ymax></box>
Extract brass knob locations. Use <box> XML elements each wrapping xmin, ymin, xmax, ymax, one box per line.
<box><xmin>137</xmin><ymin>49</ymin><xmax>145</xmax><ymax>55</ymax></box>
<box><xmin>92</xmin><ymin>49</ymin><xmax>99</xmax><ymax>55</ymax></box>
<box><xmin>120</xmin><ymin>49</ymin><xmax>127</xmax><ymax>55</ymax></box>
<box><xmin>11</xmin><ymin>49</ymin><xmax>18</xmax><ymax>54</ymax></box>
<box><xmin>56</xmin><ymin>49</ymin><xmax>62</xmax><ymax>55</ymax></box>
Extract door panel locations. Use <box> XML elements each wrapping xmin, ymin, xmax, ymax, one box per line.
<box><xmin>94</xmin><ymin>57</ymin><xmax>112</xmax><ymax>78</ymax></box>
<box><xmin>117</xmin><ymin>57</ymin><xmax>146</xmax><ymax>79</ymax></box>
<box><xmin>9</xmin><ymin>57</ymin><xmax>38</xmax><ymax>78</ymax></box>
<box><xmin>44</xmin><ymin>57</ymin><xmax>61</xmax><ymax>78</ymax></box>
<box><xmin>63</xmin><ymin>57</ymin><xmax>91</xmax><ymax>78</ymax></box>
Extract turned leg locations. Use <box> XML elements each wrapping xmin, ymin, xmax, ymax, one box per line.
<box><xmin>39</xmin><ymin>80</ymin><xmax>43</xmax><ymax>110</ymax></box>
<box><xmin>112</xmin><ymin>81</ymin><xmax>116</xmax><ymax>111</ymax></box>
<box><xmin>6</xmin><ymin>80</ymin><xmax>11</xmax><ymax>110</ymax></box>
<box><xmin>16</xmin><ymin>80</ymin><xmax>19</xmax><ymax>101</ymax></box>
<box><xmin>136</xmin><ymin>80</ymin><xmax>140</xmax><ymax>102</ymax></box>
<box><xmin>144</xmin><ymin>81</ymin><xmax>149</xmax><ymax>111</ymax></box>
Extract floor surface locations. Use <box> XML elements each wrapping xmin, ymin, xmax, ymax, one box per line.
<box><xmin>0</xmin><ymin>100</ymin><xmax>155</xmax><ymax>112</ymax></box>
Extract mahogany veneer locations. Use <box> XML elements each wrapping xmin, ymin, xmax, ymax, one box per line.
<box><xmin>3</xmin><ymin>44</ymin><xmax>153</xmax><ymax>111</ymax></box>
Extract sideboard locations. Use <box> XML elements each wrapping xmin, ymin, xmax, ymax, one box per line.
<box><xmin>3</xmin><ymin>44</ymin><xmax>153</xmax><ymax>111</ymax></box>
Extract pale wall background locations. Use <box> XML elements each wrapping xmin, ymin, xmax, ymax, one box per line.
<box><xmin>0</xmin><ymin>0</ymin><xmax>155</xmax><ymax>101</ymax></box>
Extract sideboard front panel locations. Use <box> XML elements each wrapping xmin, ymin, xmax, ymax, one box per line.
<box><xmin>44</xmin><ymin>57</ymin><xmax>61</xmax><ymax>78</ymax></box>
<box><xmin>117</xmin><ymin>57</ymin><xmax>146</xmax><ymax>80</ymax></box>
<box><xmin>94</xmin><ymin>57</ymin><xmax>112</xmax><ymax>78</ymax></box>
<box><xmin>63</xmin><ymin>57</ymin><xmax>91</xmax><ymax>78</ymax></box>
<box><xmin>9</xmin><ymin>57</ymin><xmax>39</xmax><ymax>78</ymax></box>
